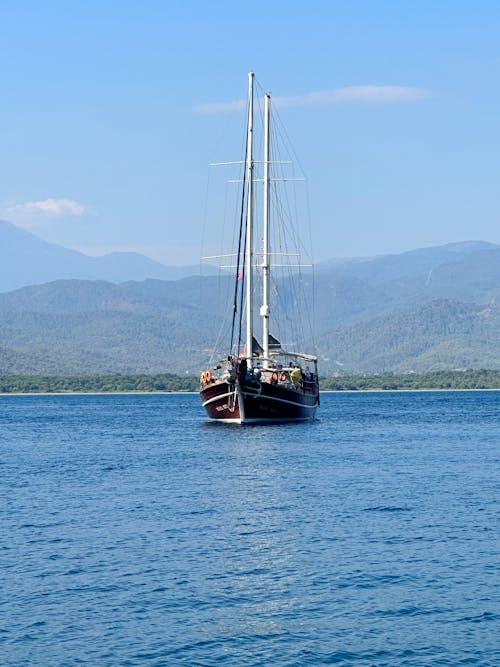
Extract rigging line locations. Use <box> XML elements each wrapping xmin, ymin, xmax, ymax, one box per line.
<box><xmin>221</xmin><ymin>178</ymin><xmax>231</xmax><ymax>253</ymax></box>
<box><xmin>199</xmin><ymin>164</ymin><xmax>213</xmax><ymax>348</ymax></box>
<box><xmin>269</xmin><ymin>125</ymin><xmax>300</xmax><ymax>256</ymax></box>
<box><xmin>303</xmin><ymin>162</ymin><xmax>314</xmax><ymax>266</ymax></box>
<box><xmin>276</xmin><ymin>137</ymin><xmax>315</xmax><ymax>347</ymax></box>
<box><xmin>210</xmin><ymin>282</ymin><xmax>234</xmax><ymax>367</ymax></box>
<box><xmin>270</xmin><ymin>190</ymin><xmax>305</xmax><ymax>347</ymax></box>
<box><xmin>199</xmin><ymin>163</ymin><xmax>213</xmax><ymax>272</ymax></box>
<box><xmin>297</xmin><ymin>182</ymin><xmax>316</xmax><ymax>347</ymax></box>
<box><xmin>270</xmin><ymin>109</ymin><xmax>307</xmax><ymax>246</ymax></box>
<box><xmin>231</xmin><ymin>184</ymin><xmax>247</xmax><ymax>354</ymax></box>
<box><xmin>271</xmin><ymin>103</ymin><xmax>308</xmax><ymax>181</ymax></box>
<box><xmin>237</xmin><ymin>215</ymin><xmax>247</xmax><ymax>354</ymax></box>
<box><xmin>272</xmin><ymin>108</ymin><xmax>314</xmax><ymax>266</ymax></box>
<box><xmin>269</xmin><ymin>97</ymin><xmax>313</xmax><ymax>351</ymax></box>
<box><xmin>230</xmin><ymin>105</ymin><xmax>249</xmax><ymax>354</ymax></box>
<box><xmin>271</xmin><ymin>154</ymin><xmax>312</xmax><ymax>345</ymax></box>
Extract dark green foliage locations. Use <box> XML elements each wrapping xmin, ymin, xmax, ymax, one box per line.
<box><xmin>0</xmin><ymin>279</ymin><xmax>229</xmax><ymax>375</ymax></box>
<box><xmin>321</xmin><ymin>369</ymin><xmax>500</xmax><ymax>390</ymax></box>
<box><xmin>2</xmin><ymin>369</ymin><xmax>498</xmax><ymax>393</ymax></box>
<box><xmin>317</xmin><ymin>299</ymin><xmax>500</xmax><ymax>373</ymax></box>
<box><xmin>0</xmin><ymin>373</ymin><xmax>198</xmax><ymax>393</ymax></box>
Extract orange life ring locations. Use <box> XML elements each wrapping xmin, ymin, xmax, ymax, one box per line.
<box><xmin>205</xmin><ymin>370</ymin><xmax>212</xmax><ymax>382</ymax></box>
<box><xmin>271</xmin><ymin>372</ymin><xmax>278</xmax><ymax>383</ymax></box>
<box><xmin>279</xmin><ymin>372</ymin><xmax>287</xmax><ymax>382</ymax></box>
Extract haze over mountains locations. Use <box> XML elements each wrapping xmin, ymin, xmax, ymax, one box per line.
<box><xmin>0</xmin><ymin>219</ymin><xmax>209</xmax><ymax>290</ymax></box>
<box><xmin>1</xmin><ymin>219</ymin><xmax>499</xmax><ymax>375</ymax></box>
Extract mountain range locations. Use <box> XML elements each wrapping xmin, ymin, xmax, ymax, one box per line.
<box><xmin>0</xmin><ymin>219</ymin><xmax>213</xmax><ymax>290</ymax></box>
<box><xmin>0</xmin><ymin>219</ymin><xmax>499</xmax><ymax>375</ymax></box>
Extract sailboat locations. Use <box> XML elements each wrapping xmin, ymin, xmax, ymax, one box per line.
<box><xmin>200</xmin><ymin>72</ymin><xmax>320</xmax><ymax>424</ymax></box>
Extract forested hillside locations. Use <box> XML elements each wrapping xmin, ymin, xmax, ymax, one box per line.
<box><xmin>0</xmin><ymin>241</ymin><xmax>499</xmax><ymax>375</ymax></box>
<box><xmin>317</xmin><ymin>300</ymin><xmax>500</xmax><ymax>373</ymax></box>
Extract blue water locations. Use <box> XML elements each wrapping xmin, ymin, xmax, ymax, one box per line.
<box><xmin>1</xmin><ymin>391</ymin><xmax>499</xmax><ymax>666</ymax></box>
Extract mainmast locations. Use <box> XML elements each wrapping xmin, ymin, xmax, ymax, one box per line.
<box><xmin>245</xmin><ymin>71</ymin><xmax>254</xmax><ymax>364</ymax></box>
<box><xmin>261</xmin><ymin>92</ymin><xmax>271</xmax><ymax>368</ymax></box>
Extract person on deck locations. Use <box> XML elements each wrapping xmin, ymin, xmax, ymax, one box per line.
<box><xmin>290</xmin><ymin>367</ymin><xmax>302</xmax><ymax>387</ymax></box>
<box><xmin>237</xmin><ymin>358</ymin><xmax>247</xmax><ymax>384</ymax></box>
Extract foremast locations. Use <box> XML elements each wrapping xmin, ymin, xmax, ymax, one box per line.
<box><xmin>244</xmin><ymin>74</ymin><xmax>272</xmax><ymax>369</ymax></box>
<box><xmin>244</xmin><ymin>71</ymin><xmax>254</xmax><ymax>365</ymax></box>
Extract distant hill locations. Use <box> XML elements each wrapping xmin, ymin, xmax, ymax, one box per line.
<box><xmin>318</xmin><ymin>299</ymin><xmax>500</xmax><ymax>373</ymax></box>
<box><xmin>0</xmin><ymin>219</ymin><xmax>215</xmax><ymax>291</ymax></box>
<box><xmin>316</xmin><ymin>241</ymin><xmax>498</xmax><ymax>284</ymax></box>
<box><xmin>0</xmin><ymin>278</ymin><xmax>227</xmax><ymax>375</ymax></box>
<box><xmin>0</xmin><ymin>238</ymin><xmax>499</xmax><ymax>375</ymax></box>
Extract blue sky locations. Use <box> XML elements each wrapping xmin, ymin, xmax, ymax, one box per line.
<box><xmin>0</xmin><ymin>1</ymin><xmax>499</xmax><ymax>264</ymax></box>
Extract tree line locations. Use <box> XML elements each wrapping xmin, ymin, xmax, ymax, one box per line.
<box><xmin>321</xmin><ymin>369</ymin><xmax>500</xmax><ymax>390</ymax></box>
<box><xmin>0</xmin><ymin>373</ymin><xmax>198</xmax><ymax>393</ymax></box>
<box><xmin>0</xmin><ymin>369</ymin><xmax>499</xmax><ymax>394</ymax></box>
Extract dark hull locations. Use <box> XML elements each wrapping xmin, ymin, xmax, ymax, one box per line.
<box><xmin>200</xmin><ymin>381</ymin><xmax>242</xmax><ymax>422</ymax></box>
<box><xmin>200</xmin><ymin>380</ymin><xmax>319</xmax><ymax>424</ymax></box>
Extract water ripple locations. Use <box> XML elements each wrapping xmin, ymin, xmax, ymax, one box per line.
<box><xmin>1</xmin><ymin>391</ymin><xmax>499</xmax><ymax>666</ymax></box>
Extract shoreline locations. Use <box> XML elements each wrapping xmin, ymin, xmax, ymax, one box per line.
<box><xmin>1</xmin><ymin>388</ymin><xmax>500</xmax><ymax>397</ymax></box>
<box><xmin>0</xmin><ymin>391</ymin><xmax>199</xmax><ymax>396</ymax></box>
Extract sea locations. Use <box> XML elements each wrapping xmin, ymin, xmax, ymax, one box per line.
<box><xmin>1</xmin><ymin>391</ymin><xmax>499</xmax><ymax>666</ymax></box>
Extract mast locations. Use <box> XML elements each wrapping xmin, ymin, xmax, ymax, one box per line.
<box><xmin>261</xmin><ymin>92</ymin><xmax>271</xmax><ymax>368</ymax></box>
<box><xmin>245</xmin><ymin>71</ymin><xmax>254</xmax><ymax>364</ymax></box>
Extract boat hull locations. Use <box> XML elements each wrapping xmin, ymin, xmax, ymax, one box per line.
<box><xmin>200</xmin><ymin>381</ymin><xmax>242</xmax><ymax>423</ymax></box>
<box><xmin>200</xmin><ymin>380</ymin><xmax>318</xmax><ymax>424</ymax></box>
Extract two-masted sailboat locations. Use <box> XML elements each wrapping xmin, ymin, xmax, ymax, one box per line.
<box><xmin>200</xmin><ymin>72</ymin><xmax>320</xmax><ymax>424</ymax></box>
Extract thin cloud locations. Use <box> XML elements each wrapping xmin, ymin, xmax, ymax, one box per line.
<box><xmin>197</xmin><ymin>85</ymin><xmax>430</xmax><ymax>113</ymax></box>
<box><xmin>275</xmin><ymin>85</ymin><xmax>430</xmax><ymax>106</ymax></box>
<box><xmin>1</xmin><ymin>198</ymin><xmax>86</xmax><ymax>228</ymax></box>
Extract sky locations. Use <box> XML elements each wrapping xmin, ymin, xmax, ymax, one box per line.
<box><xmin>0</xmin><ymin>0</ymin><xmax>499</xmax><ymax>265</ymax></box>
